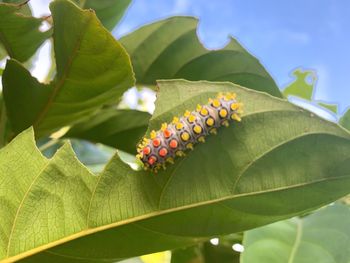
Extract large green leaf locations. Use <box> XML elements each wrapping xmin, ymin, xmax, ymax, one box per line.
<box><xmin>0</xmin><ymin>1</ymin><xmax>50</xmax><ymax>62</ymax></box>
<box><xmin>241</xmin><ymin>203</ymin><xmax>350</xmax><ymax>263</ymax></box>
<box><xmin>2</xmin><ymin>0</ymin><xmax>134</xmax><ymax>138</ymax></box>
<box><xmin>65</xmin><ymin>109</ymin><xmax>151</xmax><ymax>153</ymax></box>
<box><xmin>120</xmin><ymin>17</ymin><xmax>282</xmax><ymax>98</ymax></box>
<box><xmin>1</xmin><ymin>80</ymin><xmax>350</xmax><ymax>262</ymax></box>
<box><xmin>79</xmin><ymin>0</ymin><xmax>131</xmax><ymax>31</ymax></box>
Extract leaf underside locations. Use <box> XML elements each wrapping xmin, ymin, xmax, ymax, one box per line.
<box><xmin>340</xmin><ymin>109</ymin><xmax>350</xmax><ymax>131</ymax></box>
<box><xmin>2</xmin><ymin>0</ymin><xmax>134</xmax><ymax>138</ymax></box>
<box><xmin>65</xmin><ymin>109</ymin><xmax>151</xmax><ymax>154</ymax></box>
<box><xmin>0</xmin><ymin>2</ymin><xmax>50</xmax><ymax>62</ymax></box>
<box><xmin>242</xmin><ymin>203</ymin><xmax>350</xmax><ymax>263</ymax></box>
<box><xmin>81</xmin><ymin>0</ymin><xmax>131</xmax><ymax>31</ymax></box>
<box><xmin>1</xmin><ymin>80</ymin><xmax>350</xmax><ymax>263</ymax></box>
<box><xmin>120</xmin><ymin>17</ymin><xmax>282</xmax><ymax>98</ymax></box>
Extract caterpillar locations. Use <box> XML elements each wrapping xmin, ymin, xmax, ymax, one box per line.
<box><xmin>136</xmin><ymin>92</ymin><xmax>243</xmax><ymax>172</ymax></box>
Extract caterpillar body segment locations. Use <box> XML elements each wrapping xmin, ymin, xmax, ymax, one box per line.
<box><xmin>136</xmin><ymin>92</ymin><xmax>243</xmax><ymax>172</ymax></box>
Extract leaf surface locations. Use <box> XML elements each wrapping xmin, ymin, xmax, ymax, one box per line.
<box><xmin>2</xmin><ymin>0</ymin><xmax>134</xmax><ymax>137</ymax></box>
<box><xmin>0</xmin><ymin>2</ymin><xmax>50</xmax><ymax>61</ymax></box>
<box><xmin>241</xmin><ymin>203</ymin><xmax>350</xmax><ymax>263</ymax></box>
<box><xmin>65</xmin><ymin>109</ymin><xmax>151</xmax><ymax>153</ymax></box>
<box><xmin>340</xmin><ymin>109</ymin><xmax>350</xmax><ymax>131</ymax></box>
<box><xmin>317</xmin><ymin>102</ymin><xmax>338</xmax><ymax>114</ymax></box>
<box><xmin>120</xmin><ymin>17</ymin><xmax>282</xmax><ymax>98</ymax></box>
<box><xmin>1</xmin><ymin>80</ymin><xmax>350</xmax><ymax>262</ymax></box>
<box><xmin>80</xmin><ymin>0</ymin><xmax>131</xmax><ymax>31</ymax></box>
<box><xmin>283</xmin><ymin>69</ymin><xmax>316</xmax><ymax>100</ymax></box>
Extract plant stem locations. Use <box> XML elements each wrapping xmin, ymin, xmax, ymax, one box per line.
<box><xmin>38</xmin><ymin>139</ymin><xmax>60</xmax><ymax>152</ymax></box>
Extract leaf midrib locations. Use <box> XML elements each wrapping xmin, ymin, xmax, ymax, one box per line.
<box><xmin>288</xmin><ymin>219</ymin><xmax>302</xmax><ymax>263</ymax></box>
<box><xmin>3</xmin><ymin>172</ymin><xmax>350</xmax><ymax>263</ymax></box>
<box><xmin>5</xmin><ymin>158</ymin><xmax>51</xmax><ymax>256</ymax></box>
<box><xmin>157</xmin><ymin>131</ymin><xmax>347</xmax><ymax>207</ymax></box>
<box><xmin>32</xmin><ymin>12</ymin><xmax>93</xmax><ymax>129</ymax></box>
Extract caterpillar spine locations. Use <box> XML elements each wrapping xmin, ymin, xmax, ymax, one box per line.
<box><xmin>136</xmin><ymin>92</ymin><xmax>243</xmax><ymax>172</ymax></box>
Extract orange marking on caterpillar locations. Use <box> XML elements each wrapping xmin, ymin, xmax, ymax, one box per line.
<box><xmin>137</xmin><ymin>92</ymin><xmax>242</xmax><ymax>172</ymax></box>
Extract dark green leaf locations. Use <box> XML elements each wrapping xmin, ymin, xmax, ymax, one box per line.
<box><xmin>65</xmin><ymin>109</ymin><xmax>151</xmax><ymax>153</ymax></box>
<box><xmin>2</xmin><ymin>80</ymin><xmax>350</xmax><ymax>262</ymax></box>
<box><xmin>0</xmin><ymin>2</ymin><xmax>50</xmax><ymax>62</ymax></box>
<box><xmin>2</xmin><ymin>0</ymin><xmax>134</xmax><ymax>137</ymax></box>
<box><xmin>171</xmin><ymin>242</ymin><xmax>241</xmax><ymax>263</ymax></box>
<box><xmin>201</xmin><ymin>242</ymin><xmax>240</xmax><ymax>263</ymax></box>
<box><xmin>80</xmin><ymin>0</ymin><xmax>131</xmax><ymax>31</ymax></box>
<box><xmin>171</xmin><ymin>246</ymin><xmax>204</xmax><ymax>263</ymax></box>
<box><xmin>0</xmin><ymin>0</ymin><xmax>31</xmax><ymax>16</ymax></box>
<box><xmin>242</xmin><ymin>203</ymin><xmax>350</xmax><ymax>263</ymax></box>
<box><xmin>340</xmin><ymin>109</ymin><xmax>350</xmax><ymax>131</ymax></box>
<box><xmin>120</xmin><ymin>17</ymin><xmax>282</xmax><ymax>98</ymax></box>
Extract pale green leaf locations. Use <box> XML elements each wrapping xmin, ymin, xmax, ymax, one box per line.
<box><xmin>0</xmin><ymin>2</ymin><xmax>50</xmax><ymax>62</ymax></box>
<box><xmin>340</xmin><ymin>109</ymin><xmax>350</xmax><ymax>131</ymax></box>
<box><xmin>1</xmin><ymin>80</ymin><xmax>350</xmax><ymax>262</ymax></box>
<box><xmin>317</xmin><ymin>102</ymin><xmax>338</xmax><ymax>114</ymax></box>
<box><xmin>2</xmin><ymin>0</ymin><xmax>134</xmax><ymax>137</ymax></box>
<box><xmin>283</xmin><ymin>69</ymin><xmax>316</xmax><ymax>100</ymax></box>
<box><xmin>120</xmin><ymin>17</ymin><xmax>282</xmax><ymax>98</ymax></box>
<box><xmin>242</xmin><ymin>203</ymin><xmax>350</xmax><ymax>263</ymax></box>
<box><xmin>65</xmin><ymin>109</ymin><xmax>151</xmax><ymax>153</ymax></box>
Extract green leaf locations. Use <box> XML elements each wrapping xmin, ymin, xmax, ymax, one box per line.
<box><xmin>1</xmin><ymin>80</ymin><xmax>350</xmax><ymax>262</ymax></box>
<box><xmin>340</xmin><ymin>109</ymin><xmax>350</xmax><ymax>131</ymax></box>
<box><xmin>317</xmin><ymin>102</ymin><xmax>338</xmax><ymax>114</ymax></box>
<box><xmin>171</xmin><ymin>246</ymin><xmax>204</xmax><ymax>263</ymax></box>
<box><xmin>0</xmin><ymin>2</ymin><xmax>50</xmax><ymax>62</ymax></box>
<box><xmin>171</xmin><ymin>241</ymin><xmax>241</xmax><ymax>263</ymax></box>
<box><xmin>0</xmin><ymin>0</ymin><xmax>31</xmax><ymax>16</ymax></box>
<box><xmin>65</xmin><ymin>109</ymin><xmax>151</xmax><ymax>153</ymax></box>
<box><xmin>120</xmin><ymin>17</ymin><xmax>282</xmax><ymax>98</ymax></box>
<box><xmin>241</xmin><ymin>203</ymin><xmax>350</xmax><ymax>263</ymax></box>
<box><xmin>79</xmin><ymin>0</ymin><xmax>131</xmax><ymax>31</ymax></box>
<box><xmin>0</xmin><ymin>93</ymin><xmax>5</xmax><ymax>145</ymax></box>
<box><xmin>2</xmin><ymin>0</ymin><xmax>134</xmax><ymax>137</ymax></box>
<box><xmin>283</xmin><ymin>69</ymin><xmax>316</xmax><ymax>100</ymax></box>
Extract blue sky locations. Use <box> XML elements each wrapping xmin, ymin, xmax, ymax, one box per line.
<box><xmin>114</xmin><ymin>0</ymin><xmax>350</xmax><ymax>115</ymax></box>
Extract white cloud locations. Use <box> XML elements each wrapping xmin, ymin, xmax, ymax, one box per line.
<box><xmin>172</xmin><ymin>0</ymin><xmax>191</xmax><ymax>13</ymax></box>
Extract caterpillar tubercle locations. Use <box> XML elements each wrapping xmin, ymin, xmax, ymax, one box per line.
<box><xmin>136</xmin><ymin>92</ymin><xmax>243</xmax><ymax>172</ymax></box>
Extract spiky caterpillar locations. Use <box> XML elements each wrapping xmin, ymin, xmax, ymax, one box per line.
<box><xmin>136</xmin><ymin>92</ymin><xmax>243</xmax><ymax>172</ymax></box>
